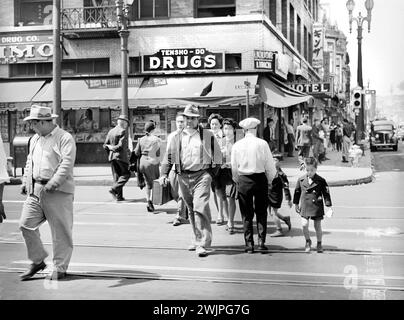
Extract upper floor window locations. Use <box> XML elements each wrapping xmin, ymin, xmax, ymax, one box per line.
<box><xmin>196</xmin><ymin>0</ymin><xmax>236</xmax><ymax>18</ymax></box>
<box><xmin>16</xmin><ymin>0</ymin><xmax>53</xmax><ymax>26</ymax></box>
<box><xmin>130</xmin><ymin>0</ymin><xmax>170</xmax><ymax>19</ymax></box>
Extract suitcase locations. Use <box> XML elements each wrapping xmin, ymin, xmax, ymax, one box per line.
<box><xmin>152</xmin><ymin>179</ymin><xmax>173</xmax><ymax>206</ymax></box>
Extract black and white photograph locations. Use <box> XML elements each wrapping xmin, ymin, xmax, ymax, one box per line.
<box><xmin>0</xmin><ymin>0</ymin><xmax>403</xmax><ymax>309</ymax></box>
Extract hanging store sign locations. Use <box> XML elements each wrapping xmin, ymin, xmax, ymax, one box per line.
<box><xmin>254</xmin><ymin>50</ymin><xmax>275</xmax><ymax>71</ymax></box>
<box><xmin>0</xmin><ymin>33</ymin><xmax>53</xmax><ymax>64</ymax></box>
<box><xmin>142</xmin><ymin>48</ymin><xmax>224</xmax><ymax>73</ymax></box>
<box><xmin>312</xmin><ymin>23</ymin><xmax>325</xmax><ymax>69</ymax></box>
<box><xmin>290</xmin><ymin>82</ymin><xmax>331</xmax><ymax>95</ymax></box>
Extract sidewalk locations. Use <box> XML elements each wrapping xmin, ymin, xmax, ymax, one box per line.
<box><xmin>71</xmin><ymin>146</ymin><xmax>373</xmax><ymax>187</ymax></box>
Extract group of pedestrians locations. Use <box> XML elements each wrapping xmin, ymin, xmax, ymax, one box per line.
<box><xmin>4</xmin><ymin>103</ymin><xmax>334</xmax><ymax>282</ymax></box>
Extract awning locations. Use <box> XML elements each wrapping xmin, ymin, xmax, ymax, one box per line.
<box><xmin>0</xmin><ymin>81</ymin><xmax>46</xmax><ymax>103</ymax></box>
<box><xmin>258</xmin><ymin>76</ymin><xmax>313</xmax><ymax>108</ymax></box>
<box><xmin>32</xmin><ymin>78</ymin><xmax>144</xmax><ymax>108</ymax></box>
<box><xmin>131</xmin><ymin>75</ymin><xmax>259</xmax><ymax>108</ymax></box>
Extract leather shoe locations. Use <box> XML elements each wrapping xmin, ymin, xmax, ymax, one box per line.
<box><xmin>20</xmin><ymin>261</ymin><xmax>46</xmax><ymax>281</ymax></box>
<box><xmin>196</xmin><ymin>246</ymin><xmax>208</xmax><ymax>257</ymax></box>
<box><xmin>244</xmin><ymin>245</ymin><xmax>254</xmax><ymax>254</ymax></box>
<box><xmin>258</xmin><ymin>243</ymin><xmax>268</xmax><ymax>253</ymax></box>
<box><xmin>109</xmin><ymin>189</ymin><xmax>117</xmax><ymax>200</ymax></box>
<box><xmin>45</xmin><ymin>270</ymin><xmax>66</xmax><ymax>281</ymax></box>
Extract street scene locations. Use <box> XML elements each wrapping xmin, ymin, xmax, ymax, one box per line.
<box><xmin>1</xmin><ymin>0</ymin><xmax>404</xmax><ymax>304</ymax></box>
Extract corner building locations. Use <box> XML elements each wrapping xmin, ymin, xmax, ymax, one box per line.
<box><xmin>1</xmin><ymin>0</ymin><xmax>322</xmax><ymax>163</ymax></box>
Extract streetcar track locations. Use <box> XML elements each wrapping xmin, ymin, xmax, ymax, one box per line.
<box><xmin>0</xmin><ymin>267</ymin><xmax>403</xmax><ymax>292</ymax></box>
<box><xmin>1</xmin><ymin>240</ymin><xmax>403</xmax><ymax>256</ymax></box>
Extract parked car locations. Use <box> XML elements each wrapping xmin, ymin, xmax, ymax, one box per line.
<box><xmin>369</xmin><ymin>120</ymin><xmax>398</xmax><ymax>152</ymax></box>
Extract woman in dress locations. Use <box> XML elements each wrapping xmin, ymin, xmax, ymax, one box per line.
<box><xmin>0</xmin><ymin>134</ymin><xmax>10</xmax><ymax>223</ymax></box>
<box><xmin>134</xmin><ymin>121</ymin><xmax>161</xmax><ymax>212</ymax></box>
<box><xmin>208</xmin><ymin>113</ymin><xmax>226</xmax><ymax>225</ymax></box>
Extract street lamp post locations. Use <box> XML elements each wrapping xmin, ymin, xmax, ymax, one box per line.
<box><xmin>116</xmin><ymin>0</ymin><xmax>132</xmax><ymax>119</ymax></box>
<box><xmin>52</xmin><ymin>0</ymin><xmax>61</xmax><ymax>126</ymax></box>
<box><xmin>346</xmin><ymin>0</ymin><xmax>374</xmax><ymax>142</ymax></box>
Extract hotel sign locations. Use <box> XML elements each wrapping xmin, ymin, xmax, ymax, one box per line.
<box><xmin>142</xmin><ymin>48</ymin><xmax>224</xmax><ymax>73</ymax></box>
<box><xmin>254</xmin><ymin>50</ymin><xmax>275</xmax><ymax>70</ymax></box>
<box><xmin>0</xmin><ymin>33</ymin><xmax>53</xmax><ymax>64</ymax></box>
<box><xmin>290</xmin><ymin>82</ymin><xmax>331</xmax><ymax>95</ymax></box>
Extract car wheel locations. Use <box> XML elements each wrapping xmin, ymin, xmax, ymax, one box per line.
<box><xmin>393</xmin><ymin>145</ymin><xmax>398</xmax><ymax>151</ymax></box>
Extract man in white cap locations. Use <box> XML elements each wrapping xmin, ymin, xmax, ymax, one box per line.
<box><xmin>103</xmin><ymin>114</ymin><xmax>131</xmax><ymax>201</ymax></box>
<box><xmin>231</xmin><ymin>117</ymin><xmax>276</xmax><ymax>253</ymax></box>
<box><xmin>19</xmin><ymin>105</ymin><xmax>76</xmax><ymax>281</ymax></box>
<box><xmin>159</xmin><ymin>105</ymin><xmax>222</xmax><ymax>257</ymax></box>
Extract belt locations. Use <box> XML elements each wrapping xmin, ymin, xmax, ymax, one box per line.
<box><xmin>33</xmin><ymin>179</ymin><xmax>49</xmax><ymax>185</ymax></box>
<box><xmin>181</xmin><ymin>169</ymin><xmax>205</xmax><ymax>175</ymax></box>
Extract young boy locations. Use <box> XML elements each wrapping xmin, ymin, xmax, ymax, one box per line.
<box><xmin>268</xmin><ymin>155</ymin><xmax>292</xmax><ymax>237</ymax></box>
<box><xmin>293</xmin><ymin>157</ymin><xmax>333</xmax><ymax>253</ymax></box>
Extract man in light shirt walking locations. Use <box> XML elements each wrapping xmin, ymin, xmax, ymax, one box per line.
<box><xmin>19</xmin><ymin>105</ymin><xmax>76</xmax><ymax>281</ymax></box>
<box><xmin>159</xmin><ymin>105</ymin><xmax>222</xmax><ymax>257</ymax></box>
<box><xmin>231</xmin><ymin>118</ymin><xmax>276</xmax><ymax>253</ymax></box>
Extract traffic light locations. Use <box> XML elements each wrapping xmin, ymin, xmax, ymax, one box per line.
<box><xmin>352</xmin><ymin>88</ymin><xmax>362</xmax><ymax>114</ymax></box>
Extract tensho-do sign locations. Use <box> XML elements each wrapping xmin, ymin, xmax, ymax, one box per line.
<box><xmin>142</xmin><ymin>48</ymin><xmax>224</xmax><ymax>73</ymax></box>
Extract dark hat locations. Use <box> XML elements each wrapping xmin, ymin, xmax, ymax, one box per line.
<box><xmin>181</xmin><ymin>104</ymin><xmax>200</xmax><ymax>118</ymax></box>
<box><xmin>117</xmin><ymin>114</ymin><xmax>129</xmax><ymax>123</ymax></box>
<box><xmin>144</xmin><ymin>120</ymin><xmax>156</xmax><ymax>133</ymax></box>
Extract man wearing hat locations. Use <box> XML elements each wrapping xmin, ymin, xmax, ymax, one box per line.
<box><xmin>103</xmin><ymin>114</ymin><xmax>131</xmax><ymax>201</ymax></box>
<box><xmin>231</xmin><ymin>117</ymin><xmax>276</xmax><ymax>253</ymax></box>
<box><xmin>19</xmin><ymin>105</ymin><xmax>76</xmax><ymax>281</ymax></box>
<box><xmin>159</xmin><ymin>105</ymin><xmax>222</xmax><ymax>257</ymax></box>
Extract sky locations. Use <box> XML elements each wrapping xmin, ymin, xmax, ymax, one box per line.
<box><xmin>321</xmin><ymin>0</ymin><xmax>404</xmax><ymax>96</ymax></box>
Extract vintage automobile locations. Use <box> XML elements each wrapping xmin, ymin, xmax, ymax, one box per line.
<box><xmin>369</xmin><ymin>120</ymin><xmax>398</xmax><ymax>151</ymax></box>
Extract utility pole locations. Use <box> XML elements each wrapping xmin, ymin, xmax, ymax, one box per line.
<box><xmin>52</xmin><ymin>0</ymin><xmax>61</xmax><ymax>126</ymax></box>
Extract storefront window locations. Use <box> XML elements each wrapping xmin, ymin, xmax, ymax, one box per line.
<box><xmin>62</xmin><ymin>108</ymin><xmax>111</xmax><ymax>143</ymax></box>
<box><xmin>0</xmin><ymin>111</ymin><xmax>9</xmax><ymax>142</ymax></box>
<box><xmin>15</xmin><ymin>110</ymin><xmax>34</xmax><ymax>136</ymax></box>
<box><xmin>131</xmin><ymin>108</ymin><xmax>166</xmax><ymax>142</ymax></box>
<box><xmin>17</xmin><ymin>0</ymin><xmax>53</xmax><ymax>26</ymax></box>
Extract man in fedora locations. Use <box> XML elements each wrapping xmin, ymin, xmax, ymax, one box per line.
<box><xmin>19</xmin><ymin>105</ymin><xmax>76</xmax><ymax>281</ymax></box>
<box><xmin>103</xmin><ymin>114</ymin><xmax>131</xmax><ymax>201</ymax></box>
<box><xmin>159</xmin><ymin>105</ymin><xmax>222</xmax><ymax>257</ymax></box>
<box><xmin>231</xmin><ymin>117</ymin><xmax>276</xmax><ymax>253</ymax></box>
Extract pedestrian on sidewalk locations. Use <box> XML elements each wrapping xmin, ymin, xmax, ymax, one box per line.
<box><xmin>285</xmin><ymin>119</ymin><xmax>295</xmax><ymax>157</ymax></box>
<box><xmin>336</xmin><ymin>123</ymin><xmax>343</xmax><ymax>152</ymax></box>
<box><xmin>167</xmin><ymin>114</ymin><xmax>188</xmax><ymax>226</ymax></box>
<box><xmin>263</xmin><ymin>118</ymin><xmax>277</xmax><ymax>152</ymax></box>
<box><xmin>159</xmin><ymin>105</ymin><xmax>222</xmax><ymax>258</ymax></box>
<box><xmin>103</xmin><ymin>115</ymin><xmax>131</xmax><ymax>201</ymax></box>
<box><xmin>231</xmin><ymin>118</ymin><xmax>276</xmax><ymax>254</ymax></box>
<box><xmin>208</xmin><ymin>113</ymin><xmax>227</xmax><ymax>226</ymax></box>
<box><xmin>220</xmin><ymin>118</ymin><xmax>239</xmax><ymax>235</ymax></box>
<box><xmin>268</xmin><ymin>155</ymin><xmax>292</xmax><ymax>237</ymax></box>
<box><xmin>134</xmin><ymin>120</ymin><xmax>162</xmax><ymax>212</ymax></box>
<box><xmin>295</xmin><ymin>118</ymin><xmax>312</xmax><ymax>170</ymax></box>
<box><xmin>293</xmin><ymin>157</ymin><xmax>333</xmax><ymax>253</ymax></box>
<box><xmin>312</xmin><ymin>119</ymin><xmax>324</xmax><ymax>163</ymax></box>
<box><xmin>329</xmin><ymin>121</ymin><xmax>337</xmax><ymax>151</ymax></box>
<box><xmin>0</xmin><ymin>134</ymin><xmax>10</xmax><ymax>223</ymax></box>
<box><xmin>342</xmin><ymin>119</ymin><xmax>352</xmax><ymax>163</ymax></box>
<box><xmin>19</xmin><ymin>105</ymin><xmax>76</xmax><ymax>281</ymax></box>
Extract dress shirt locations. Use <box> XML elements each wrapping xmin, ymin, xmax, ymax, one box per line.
<box><xmin>181</xmin><ymin>129</ymin><xmax>208</xmax><ymax>171</ymax></box>
<box><xmin>231</xmin><ymin>132</ymin><xmax>276</xmax><ymax>184</ymax></box>
<box><xmin>32</xmin><ymin>127</ymin><xmax>65</xmax><ymax>180</ymax></box>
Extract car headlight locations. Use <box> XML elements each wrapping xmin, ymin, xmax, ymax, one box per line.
<box><xmin>375</xmin><ymin>134</ymin><xmax>379</xmax><ymax>139</ymax></box>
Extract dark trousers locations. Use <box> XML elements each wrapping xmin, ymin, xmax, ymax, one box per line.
<box><xmin>336</xmin><ymin>136</ymin><xmax>342</xmax><ymax>152</ymax></box>
<box><xmin>237</xmin><ymin>173</ymin><xmax>269</xmax><ymax>246</ymax></box>
<box><xmin>110</xmin><ymin>159</ymin><xmax>130</xmax><ymax>198</ymax></box>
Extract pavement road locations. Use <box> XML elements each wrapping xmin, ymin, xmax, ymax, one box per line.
<box><xmin>0</xmin><ymin>141</ymin><xmax>403</xmax><ymax>301</ymax></box>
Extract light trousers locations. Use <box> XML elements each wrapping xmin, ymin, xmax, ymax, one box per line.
<box><xmin>19</xmin><ymin>184</ymin><xmax>74</xmax><ymax>272</ymax></box>
<box><xmin>178</xmin><ymin>170</ymin><xmax>212</xmax><ymax>248</ymax></box>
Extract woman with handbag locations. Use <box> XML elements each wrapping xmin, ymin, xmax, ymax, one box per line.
<box><xmin>133</xmin><ymin>121</ymin><xmax>161</xmax><ymax>212</ymax></box>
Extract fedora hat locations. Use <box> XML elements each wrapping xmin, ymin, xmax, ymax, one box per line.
<box><xmin>117</xmin><ymin>114</ymin><xmax>129</xmax><ymax>123</ymax></box>
<box><xmin>180</xmin><ymin>105</ymin><xmax>200</xmax><ymax>118</ymax></box>
<box><xmin>23</xmin><ymin>105</ymin><xmax>58</xmax><ymax>122</ymax></box>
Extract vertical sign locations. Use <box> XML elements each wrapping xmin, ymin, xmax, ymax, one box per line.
<box><xmin>312</xmin><ymin>23</ymin><xmax>324</xmax><ymax>69</ymax></box>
